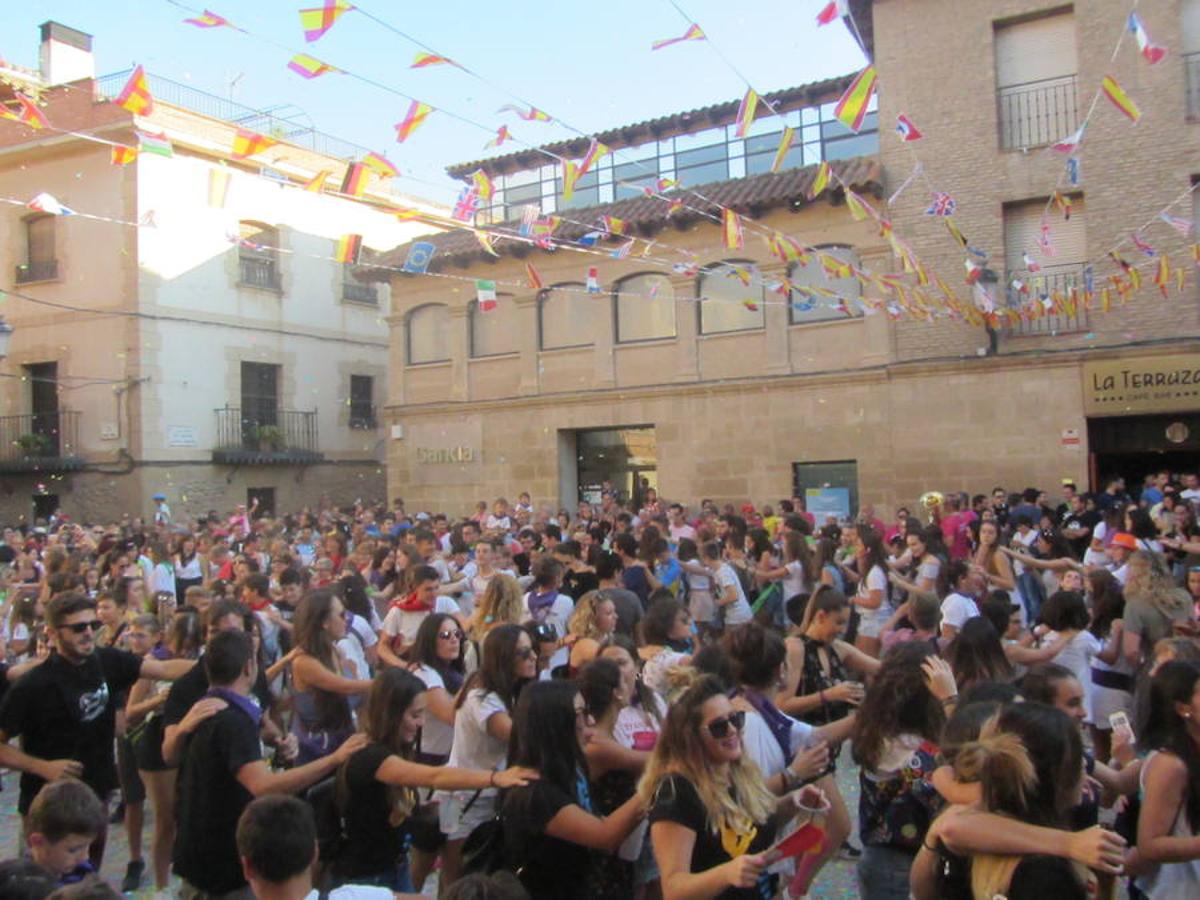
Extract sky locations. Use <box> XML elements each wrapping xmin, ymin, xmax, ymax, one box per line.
<box><xmin>6</xmin><ymin>0</ymin><xmax>868</xmax><ymax>204</ymax></box>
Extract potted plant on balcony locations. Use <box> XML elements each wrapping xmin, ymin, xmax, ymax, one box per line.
<box><xmin>254</xmin><ymin>424</ymin><xmax>283</xmax><ymax>453</ymax></box>
<box><xmin>16</xmin><ymin>433</ymin><xmax>51</xmax><ymax>458</ymax></box>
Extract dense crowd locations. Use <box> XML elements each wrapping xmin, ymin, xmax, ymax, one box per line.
<box><xmin>0</xmin><ymin>472</ymin><xmax>1199</xmax><ymax>900</ymax></box>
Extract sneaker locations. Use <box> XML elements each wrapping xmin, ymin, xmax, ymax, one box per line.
<box><xmin>838</xmin><ymin>840</ymin><xmax>862</xmax><ymax>861</ymax></box>
<box><xmin>121</xmin><ymin>859</ymin><xmax>145</xmax><ymax>893</ymax></box>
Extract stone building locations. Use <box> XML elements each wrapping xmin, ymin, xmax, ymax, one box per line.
<box><xmin>376</xmin><ymin>0</ymin><xmax>1200</xmax><ymax>517</ymax></box>
<box><xmin>0</xmin><ymin>22</ymin><xmax>444</xmax><ymax>523</ymax></box>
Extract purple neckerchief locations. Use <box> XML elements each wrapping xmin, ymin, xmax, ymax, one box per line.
<box><xmin>527</xmin><ymin>590</ymin><xmax>558</xmax><ymax>621</ymax></box>
<box><xmin>738</xmin><ymin>688</ymin><xmax>793</xmax><ymax>763</ymax></box>
<box><xmin>151</xmin><ymin>643</ymin><xmax>172</xmax><ymax>661</ymax></box>
<box><xmin>206</xmin><ymin>686</ymin><xmax>263</xmax><ymax>727</ymax></box>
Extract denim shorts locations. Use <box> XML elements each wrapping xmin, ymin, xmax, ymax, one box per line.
<box><xmin>857</xmin><ymin>844</ymin><xmax>915</xmax><ymax>900</ymax></box>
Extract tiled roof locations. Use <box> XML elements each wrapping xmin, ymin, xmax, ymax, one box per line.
<box><xmin>445</xmin><ymin>74</ymin><xmax>857</xmax><ymax>179</ymax></box>
<box><xmin>368</xmin><ymin>156</ymin><xmax>881</xmax><ymax>274</ymax></box>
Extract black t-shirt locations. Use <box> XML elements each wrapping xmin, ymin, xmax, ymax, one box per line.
<box><xmin>1060</xmin><ymin>509</ymin><xmax>1099</xmax><ymax>559</ymax></box>
<box><xmin>502</xmin><ymin>778</ymin><xmax>592</xmax><ymax>898</ymax></box>
<box><xmin>338</xmin><ymin>742</ymin><xmax>408</xmax><ymax>878</ymax></box>
<box><xmin>173</xmin><ymin>703</ymin><xmax>261</xmax><ymax>893</ymax></box>
<box><xmin>562</xmin><ymin>569</ymin><xmax>600</xmax><ymax>604</ymax></box>
<box><xmin>0</xmin><ymin>647</ymin><xmax>142</xmax><ymax>812</ymax></box>
<box><xmin>1007</xmin><ymin>856</ymin><xmax>1087</xmax><ymax>898</ymax></box>
<box><xmin>163</xmin><ymin>655</ymin><xmax>273</xmax><ymax>729</ymax></box>
<box><xmin>648</xmin><ymin>773</ymin><xmax>777</xmax><ymax>900</ymax></box>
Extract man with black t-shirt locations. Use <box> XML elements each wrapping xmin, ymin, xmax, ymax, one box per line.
<box><xmin>173</xmin><ymin>630</ymin><xmax>366</xmax><ymax>899</ymax></box>
<box><xmin>1060</xmin><ymin>493</ymin><xmax>1099</xmax><ymax>561</ymax></box>
<box><xmin>0</xmin><ymin>592</ymin><xmax>194</xmax><ymax>866</ymax></box>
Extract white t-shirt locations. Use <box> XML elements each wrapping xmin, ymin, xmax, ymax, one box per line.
<box><xmin>782</xmin><ymin>560</ymin><xmax>807</xmax><ymax>600</ymax></box>
<box><xmin>380</xmin><ymin>595</ymin><xmax>461</xmax><ymax>647</ymax></box>
<box><xmin>485</xmin><ymin>514</ymin><xmax>512</xmax><ymax>533</ymax></box>
<box><xmin>305</xmin><ymin>886</ymin><xmax>392</xmax><ymax>900</ymax></box>
<box><xmin>715</xmin><ymin>563</ymin><xmax>752</xmax><ymax>625</ymax></box>
<box><xmin>856</xmin><ymin>565</ymin><xmax>891</xmax><ymax>617</ymax></box>
<box><xmin>447</xmin><ymin>688</ymin><xmax>508</xmax><ymax>774</ymax></box>
<box><xmin>614</xmin><ymin>692</ymin><xmax>667</xmax><ymax>749</ymax></box>
<box><xmin>523</xmin><ymin>590</ymin><xmax>574</xmax><ymax>638</ymax></box>
<box><xmin>336</xmin><ymin>612</ymin><xmax>378</xmax><ymax>681</ymax></box>
<box><xmin>940</xmin><ymin>592</ymin><xmax>980</xmax><ymax>631</ymax></box>
<box><xmin>1047</xmin><ymin>629</ymin><xmax>1102</xmax><ymax>721</ymax></box>
<box><xmin>740</xmin><ymin>707</ymin><xmax>815</xmax><ymax>778</ymax></box>
<box><xmin>411</xmin><ymin>663</ymin><xmax>456</xmax><ymax>757</ymax></box>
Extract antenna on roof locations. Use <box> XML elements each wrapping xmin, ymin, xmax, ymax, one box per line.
<box><xmin>226</xmin><ymin>71</ymin><xmax>244</xmax><ymax>101</ymax></box>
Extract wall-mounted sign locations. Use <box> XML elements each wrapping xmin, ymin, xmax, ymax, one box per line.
<box><xmin>166</xmin><ymin>426</ymin><xmax>198</xmax><ymax>448</ymax></box>
<box><xmin>416</xmin><ymin>446</ymin><xmax>475</xmax><ymax>464</ymax></box>
<box><xmin>1083</xmin><ymin>354</ymin><xmax>1200</xmax><ymax>417</ymax></box>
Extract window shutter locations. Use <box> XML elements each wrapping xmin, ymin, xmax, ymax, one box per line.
<box><xmin>994</xmin><ymin>13</ymin><xmax>1077</xmax><ymax>88</ymax></box>
<box><xmin>1004</xmin><ymin>197</ymin><xmax>1087</xmax><ymax>273</ymax></box>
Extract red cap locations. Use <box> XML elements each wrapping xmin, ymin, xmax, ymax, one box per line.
<box><xmin>1109</xmin><ymin>532</ymin><xmax>1138</xmax><ymax>550</ymax></box>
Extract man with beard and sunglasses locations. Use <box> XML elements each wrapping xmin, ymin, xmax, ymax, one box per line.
<box><xmin>0</xmin><ymin>591</ymin><xmax>195</xmax><ymax>867</ymax></box>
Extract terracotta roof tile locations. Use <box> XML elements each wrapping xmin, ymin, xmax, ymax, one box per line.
<box><xmin>369</xmin><ymin>156</ymin><xmax>881</xmax><ymax>274</ymax></box>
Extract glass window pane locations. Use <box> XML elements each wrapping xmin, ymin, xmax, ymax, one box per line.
<box><xmin>540</xmin><ymin>283</ymin><xmax>594</xmax><ymax>350</ymax></box>
<box><xmin>676</xmin><ymin>159</ymin><xmax>728</xmax><ymax>187</ymax></box>
<box><xmin>471</xmin><ymin>296</ymin><xmax>517</xmax><ymax>357</ymax></box>
<box><xmin>614</xmin><ymin>158</ymin><xmax>659</xmax><ymax>197</ymax></box>
<box><xmin>789</xmin><ymin>246</ymin><xmax>862</xmax><ymax>324</ymax></box>
<box><xmin>744</xmin><ymin>129</ymin><xmax>805</xmax><ymax>175</ymax></box>
<box><xmin>557</xmin><ymin>169</ymin><xmax>600</xmax><ymax>209</ymax></box>
<box><xmin>504</xmin><ymin>181</ymin><xmax>542</xmax><ymax>220</ymax></box>
<box><xmin>699</xmin><ymin>262</ymin><xmax>765</xmax><ymax>333</ymax></box>
<box><xmin>616</xmin><ymin>273</ymin><xmax>675</xmax><ymax>342</ymax></box>
<box><xmin>408</xmin><ymin>304</ymin><xmax>450</xmax><ymax>364</ymax></box>
<box><xmin>823</xmin><ymin>132</ymin><xmax>880</xmax><ymax>161</ymax></box>
<box><xmin>676</xmin><ymin>144</ymin><xmax>727</xmax><ymax>167</ymax></box>
<box><xmin>26</xmin><ymin>216</ymin><xmax>54</xmax><ymax>263</ymax></box>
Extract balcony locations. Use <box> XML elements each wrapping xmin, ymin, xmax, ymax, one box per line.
<box><xmin>349</xmin><ymin>405</ymin><xmax>377</xmax><ymax>430</ymax></box>
<box><xmin>14</xmin><ymin>260</ymin><xmax>59</xmax><ymax>284</ymax></box>
<box><xmin>212</xmin><ymin>406</ymin><xmax>323</xmax><ymax>465</ymax></box>
<box><xmin>0</xmin><ymin>411</ymin><xmax>84</xmax><ymax>473</ymax></box>
<box><xmin>342</xmin><ymin>280</ymin><xmax>379</xmax><ymax>305</ymax></box>
<box><xmin>1187</xmin><ymin>52</ymin><xmax>1200</xmax><ymax>120</ymax></box>
<box><xmin>997</xmin><ymin>74</ymin><xmax>1078</xmax><ymax>150</ymax></box>
<box><xmin>1003</xmin><ymin>264</ymin><xmax>1089</xmax><ymax>337</ymax></box>
<box><xmin>238</xmin><ymin>256</ymin><xmax>281</xmax><ymax>291</ymax></box>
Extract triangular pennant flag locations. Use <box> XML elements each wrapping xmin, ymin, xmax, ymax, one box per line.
<box><xmin>288</xmin><ymin>54</ymin><xmax>337</xmax><ymax>79</ymax></box>
<box><xmin>1127</xmin><ymin>13</ymin><xmax>1167</xmax><ymax>65</ymax></box>
<box><xmin>363</xmin><ymin>152</ymin><xmax>399</xmax><ymax>178</ymax></box>
<box><xmin>411</xmin><ymin>53</ymin><xmax>458</xmax><ymax>68</ymax></box>
<box><xmin>27</xmin><ymin>193</ymin><xmax>75</xmax><ymax>216</ymax></box>
<box><xmin>734</xmin><ymin>88</ymin><xmax>759</xmax><ymax>138</ymax></box>
<box><xmin>651</xmin><ymin>23</ymin><xmax>705</xmax><ymax>50</ymax></box>
<box><xmin>586</xmin><ymin>266</ymin><xmax>600</xmax><ymax>293</ymax></box>
<box><xmin>340</xmin><ymin>163</ymin><xmax>367</xmax><ymax>197</ymax></box>
<box><xmin>232</xmin><ymin>129</ymin><xmax>277</xmax><ymax>159</ymax></box>
<box><xmin>136</xmin><ymin>131</ymin><xmax>173</xmax><ymax>157</ymax></box>
<box><xmin>833</xmin><ymin>66</ymin><xmax>876</xmax><ymax>133</ymax></box>
<box><xmin>184</xmin><ymin>10</ymin><xmax>232</xmax><ymax>27</ymax></box>
<box><xmin>770</xmin><ymin>127</ymin><xmax>795</xmax><ymax>173</ymax></box>
<box><xmin>394</xmin><ymin>100</ymin><xmax>433</xmax><ymax>142</ymax></box>
<box><xmin>497</xmin><ymin>104</ymin><xmax>552</xmax><ymax>122</ymax></box>
<box><xmin>110</xmin><ymin>145</ymin><xmax>138</xmax><ymax>166</ymax></box>
<box><xmin>894</xmin><ymin>113</ymin><xmax>922</xmax><ymax>141</ymax></box>
<box><xmin>1101</xmin><ymin>75</ymin><xmax>1141</xmax><ymax>123</ymax></box>
<box><xmin>808</xmin><ymin>161</ymin><xmax>831</xmax><ymax>200</ymax></box>
<box><xmin>300</xmin><ymin>0</ymin><xmax>354</xmax><ymax>42</ymax></box>
<box><xmin>115</xmin><ymin>65</ymin><xmax>154</xmax><ymax>115</ymax></box>
<box><xmin>470</xmin><ymin>169</ymin><xmax>494</xmax><ymax>202</ymax></box>
<box><xmin>484</xmin><ymin>126</ymin><xmax>510</xmax><ymax>149</ymax></box>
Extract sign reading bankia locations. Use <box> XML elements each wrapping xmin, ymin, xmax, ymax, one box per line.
<box><xmin>404</xmin><ymin>419</ymin><xmax>483</xmax><ymax>484</ymax></box>
<box><xmin>416</xmin><ymin>446</ymin><xmax>474</xmax><ymax>464</ymax></box>
<box><xmin>1083</xmin><ymin>354</ymin><xmax>1200</xmax><ymax>416</ymax></box>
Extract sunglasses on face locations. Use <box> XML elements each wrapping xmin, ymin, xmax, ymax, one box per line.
<box><xmin>706</xmin><ymin>710</ymin><xmax>746</xmax><ymax>739</ymax></box>
<box><xmin>516</xmin><ymin>646</ymin><xmax>537</xmax><ymax>660</ymax></box>
<box><xmin>438</xmin><ymin>630</ymin><xmax>464</xmax><ymax>641</ymax></box>
<box><xmin>61</xmin><ymin>620</ymin><xmax>103</xmax><ymax>635</ymax></box>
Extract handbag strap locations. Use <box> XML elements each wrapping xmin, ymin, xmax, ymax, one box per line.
<box><xmin>461</xmin><ymin>786</ymin><xmax>485</xmax><ymax>815</ymax></box>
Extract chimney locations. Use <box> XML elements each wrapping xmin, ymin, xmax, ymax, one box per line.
<box><xmin>39</xmin><ymin>21</ymin><xmax>94</xmax><ymax>85</ymax></box>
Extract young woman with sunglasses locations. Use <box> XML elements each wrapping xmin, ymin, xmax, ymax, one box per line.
<box><xmin>638</xmin><ymin>673</ymin><xmax>827</xmax><ymax>899</ymax></box>
<box><xmin>405</xmin><ymin>612</ymin><xmax>468</xmax><ymax>889</ymax></box>
<box><xmin>335</xmin><ymin>668</ymin><xmax>537</xmax><ymax>892</ymax></box>
<box><xmin>438</xmin><ymin>623</ymin><xmax>537</xmax><ymax>889</ymax></box>
<box><xmin>501</xmin><ymin>678</ymin><xmax>645</xmax><ymax>898</ymax></box>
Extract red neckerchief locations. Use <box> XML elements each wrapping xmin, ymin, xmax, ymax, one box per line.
<box><xmin>392</xmin><ymin>590</ymin><xmax>431</xmax><ymax>613</ymax></box>
<box><xmin>247</xmin><ymin>595</ymin><xmax>272</xmax><ymax>612</ymax></box>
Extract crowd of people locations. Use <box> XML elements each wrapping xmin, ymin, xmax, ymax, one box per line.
<box><xmin>0</xmin><ymin>472</ymin><xmax>1198</xmax><ymax>900</ymax></box>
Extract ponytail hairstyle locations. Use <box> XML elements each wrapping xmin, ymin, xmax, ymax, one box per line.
<box><xmin>1141</xmin><ymin>661</ymin><xmax>1200</xmax><ymax>829</ymax></box>
<box><xmin>579</xmin><ymin>657</ymin><xmax>624</xmax><ymax>722</ymax></box>
<box><xmin>945</xmin><ymin>617</ymin><xmax>1014</xmax><ymax>690</ymax></box>
<box><xmin>636</xmin><ymin>674</ymin><xmax>775</xmax><ymax>834</ymax></box>
<box><xmin>851</xmin><ymin>642</ymin><xmax>945</xmax><ymax>771</ymax></box>
<box><xmin>455</xmin><ymin>623</ymin><xmax>528</xmax><ymax>713</ymax></box>
<box><xmin>723</xmin><ymin>622</ymin><xmax>786</xmax><ymax>692</ymax></box>
<box><xmin>781</xmin><ymin>531</ymin><xmax>813</xmax><ymax>588</ymax></box>
<box><xmin>798</xmin><ymin>584</ymin><xmax>849</xmax><ymax>633</ymax></box>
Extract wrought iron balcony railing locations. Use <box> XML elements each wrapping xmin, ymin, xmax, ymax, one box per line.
<box><xmin>997</xmin><ymin>74</ymin><xmax>1079</xmax><ymax>150</ymax></box>
<box><xmin>0</xmin><ymin>410</ymin><xmax>83</xmax><ymax>472</ymax></box>
<box><xmin>212</xmin><ymin>406</ymin><xmax>322</xmax><ymax>464</ymax></box>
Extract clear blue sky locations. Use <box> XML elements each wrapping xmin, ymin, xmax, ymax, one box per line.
<box><xmin>7</xmin><ymin>0</ymin><xmax>867</xmax><ymax>204</ymax></box>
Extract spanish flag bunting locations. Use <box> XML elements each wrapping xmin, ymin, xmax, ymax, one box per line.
<box><xmin>110</xmin><ymin>145</ymin><xmax>138</xmax><ymax>166</ymax></box>
<box><xmin>335</xmin><ymin>233</ymin><xmax>363</xmax><ymax>265</ymax></box>
<box><xmin>944</xmin><ymin>216</ymin><xmax>967</xmax><ymax>248</ymax></box>
<box><xmin>843</xmin><ymin>189</ymin><xmax>871</xmax><ymax>222</ymax></box>
<box><xmin>411</xmin><ymin>53</ymin><xmax>458</xmax><ymax>68</ymax></box>
<box><xmin>1177</xmin><ymin>266</ymin><xmax>1187</xmax><ymax>293</ymax></box>
<box><xmin>734</xmin><ymin>88</ymin><xmax>759</xmax><ymax>138</ymax></box>
<box><xmin>1101</xmin><ymin>288</ymin><xmax>1111</xmax><ymax>313</ymax></box>
<box><xmin>577</xmin><ymin>139</ymin><xmax>610</xmax><ymax>177</ymax></box>
<box><xmin>1053</xmin><ymin>190</ymin><xmax>1072</xmax><ymax>220</ymax></box>
<box><xmin>770</xmin><ymin>127</ymin><xmax>795</xmax><ymax>174</ymax></box>
<box><xmin>231</xmin><ymin>129</ymin><xmax>277</xmax><ymax>159</ymax></box>
<box><xmin>340</xmin><ymin>162</ymin><xmax>367</xmax><ymax>197</ymax></box>
<box><xmin>833</xmin><ymin>65</ymin><xmax>877</xmax><ymax>133</ymax></box>
<box><xmin>1100</xmin><ymin>75</ymin><xmax>1141</xmax><ymax>123</ymax></box>
<box><xmin>808</xmin><ymin>161</ymin><xmax>831</xmax><ymax>200</ymax></box>
<box><xmin>651</xmin><ymin>23</ymin><xmax>705</xmax><ymax>51</ymax></box>
<box><xmin>300</xmin><ymin>1</ymin><xmax>354</xmax><ymax>42</ymax></box>
<box><xmin>184</xmin><ymin>9</ymin><xmax>232</xmax><ymax>27</ymax></box>
<box><xmin>722</xmin><ymin>209</ymin><xmax>743</xmax><ymax>250</ymax></box>
<box><xmin>729</xmin><ymin>265</ymin><xmax>753</xmax><ymax>286</ymax></box>
<box><xmin>525</xmin><ymin>262</ymin><xmax>544</xmax><ymax>290</ymax></box>
<box><xmin>1129</xmin><ymin>267</ymin><xmax>1142</xmax><ymax>291</ymax></box>
<box><xmin>497</xmin><ymin>104</ymin><xmax>552</xmax><ymax>123</ymax></box>
<box><xmin>484</xmin><ymin>126</ymin><xmax>510</xmax><ymax>149</ymax></box>
<box><xmin>305</xmin><ymin>169</ymin><xmax>332</xmax><ymax>192</ymax></box>
<box><xmin>207</xmin><ymin>167</ymin><xmax>231</xmax><ymax>208</ymax></box>
<box><xmin>561</xmin><ymin>161</ymin><xmax>580</xmax><ymax>201</ymax></box>
<box><xmin>363</xmin><ymin>152</ymin><xmax>399</xmax><ymax>178</ymax></box>
<box><xmin>288</xmin><ymin>54</ymin><xmax>337</xmax><ymax>79</ymax></box>
<box><xmin>470</xmin><ymin>169</ymin><xmax>494</xmax><ymax>202</ymax></box>
<box><xmin>0</xmin><ymin>94</ymin><xmax>49</xmax><ymax>129</ymax></box>
<box><xmin>742</xmin><ymin>298</ymin><xmax>759</xmax><ymax>312</ymax></box>
<box><xmin>115</xmin><ymin>65</ymin><xmax>154</xmax><ymax>115</ymax></box>
<box><xmin>1154</xmin><ymin>255</ymin><xmax>1170</xmax><ymax>297</ymax></box>
<box><xmin>475</xmin><ymin>230</ymin><xmax>500</xmax><ymax>257</ymax></box>
<box><xmin>600</xmin><ymin>216</ymin><xmax>627</xmax><ymax>235</ymax></box>
<box><xmin>1194</xmin><ymin>244</ymin><xmax>1200</xmax><ymax>265</ymax></box>
<box><xmin>394</xmin><ymin>100</ymin><xmax>433</xmax><ymax>142</ymax></box>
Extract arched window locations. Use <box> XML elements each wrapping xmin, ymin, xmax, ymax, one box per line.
<box><xmin>615</xmin><ymin>273</ymin><xmax>674</xmax><ymax>343</ymax></box>
<box><xmin>698</xmin><ymin>260</ymin><xmax>764</xmax><ymax>334</ymax></box>
<box><xmin>237</xmin><ymin>220</ymin><xmax>279</xmax><ymax>290</ymax></box>
<box><xmin>469</xmin><ymin>295</ymin><xmax>518</xmax><ymax>357</ymax></box>
<box><xmin>789</xmin><ymin>245</ymin><xmax>862</xmax><ymax>324</ymax></box>
<box><xmin>407</xmin><ymin>303</ymin><xmax>450</xmax><ymax>364</ymax></box>
<box><xmin>539</xmin><ymin>283</ymin><xmax>592</xmax><ymax>350</ymax></box>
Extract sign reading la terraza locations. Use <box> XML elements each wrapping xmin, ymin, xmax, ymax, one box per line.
<box><xmin>1083</xmin><ymin>354</ymin><xmax>1200</xmax><ymax>416</ymax></box>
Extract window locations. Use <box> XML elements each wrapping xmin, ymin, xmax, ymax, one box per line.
<box><xmin>615</xmin><ymin>273</ymin><xmax>675</xmax><ymax>342</ymax></box>
<box><xmin>744</xmin><ymin>130</ymin><xmax>806</xmax><ymax>176</ymax></box>
<box><xmin>238</xmin><ymin>221</ymin><xmax>280</xmax><ymax>290</ymax></box>
<box><xmin>614</xmin><ymin>157</ymin><xmax>660</xmax><ymax>197</ymax></box>
<box><xmin>539</xmin><ymin>283</ymin><xmax>593</xmax><ymax>350</ymax></box>
<box><xmin>349</xmin><ymin>375</ymin><xmax>375</xmax><ymax>429</ymax></box>
<box><xmin>557</xmin><ymin>169</ymin><xmax>600</xmax><ymax>209</ymax></box>
<box><xmin>822</xmin><ymin>111</ymin><xmax>880</xmax><ymax>161</ymax></box>
<box><xmin>16</xmin><ymin>215</ymin><xmax>57</xmax><ymax>283</ymax></box>
<box><xmin>675</xmin><ymin>143</ymin><xmax>728</xmax><ymax>187</ymax></box>
<box><xmin>995</xmin><ymin>12</ymin><xmax>1079</xmax><ymax>149</ymax></box>
<box><xmin>504</xmin><ymin>181</ymin><xmax>543</xmax><ymax>221</ymax></box>
<box><xmin>1003</xmin><ymin>196</ymin><xmax>1088</xmax><ymax>333</ymax></box>
<box><xmin>407</xmin><ymin>304</ymin><xmax>450</xmax><ymax>364</ymax></box>
<box><xmin>790</xmin><ymin>246</ymin><xmax>862</xmax><ymax>324</ymax></box>
<box><xmin>343</xmin><ymin>268</ymin><xmax>378</xmax><ymax>305</ymax></box>
<box><xmin>470</xmin><ymin>296</ymin><xmax>518</xmax><ymax>357</ymax></box>
<box><xmin>241</xmin><ymin>362</ymin><xmax>279</xmax><ymax>448</ymax></box>
<box><xmin>699</xmin><ymin>261</ymin><xmax>764</xmax><ymax>334</ymax></box>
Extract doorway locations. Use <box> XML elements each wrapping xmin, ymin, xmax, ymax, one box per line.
<box><xmin>574</xmin><ymin>427</ymin><xmax>657</xmax><ymax>509</ymax></box>
<box><xmin>1088</xmin><ymin>413</ymin><xmax>1200</xmax><ymax>498</ymax></box>
<box><xmin>247</xmin><ymin>487</ymin><xmax>276</xmax><ymax>517</ymax></box>
<box><xmin>32</xmin><ymin>492</ymin><xmax>59</xmax><ymax>522</ymax></box>
<box><xmin>793</xmin><ymin>460</ymin><xmax>859</xmax><ymax>526</ymax></box>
